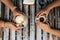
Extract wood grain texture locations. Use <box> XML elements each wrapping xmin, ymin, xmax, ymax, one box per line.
<box><xmin>4</xmin><ymin>6</ymin><xmax>9</xmax><ymax>40</ymax></box>
<box><xmin>0</xmin><ymin>0</ymin><xmax>60</xmax><ymax>40</ymax></box>
<box><xmin>23</xmin><ymin>5</ymin><xmax>29</xmax><ymax>40</ymax></box>
<box><xmin>36</xmin><ymin>0</ymin><xmax>42</xmax><ymax>40</ymax></box>
<box><xmin>30</xmin><ymin>5</ymin><xmax>35</xmax><ymax>40</ymax></box>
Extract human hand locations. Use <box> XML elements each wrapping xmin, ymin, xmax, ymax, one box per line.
<box><xmin>36</xmin><ymin>21</ymin><xmax>60</xmax><ymax>37</ymax></box>
<box><xmin>35</xmin><ymin>8</ymin><xmax>60</xmax><ymax>37</ymax></box>
<box><xmin>36</xmin><ymin>21</ymin><xmax>51</xmax><ymax>32</ymax></box>
<box><xmin>5</xmin><ymin>21</ymin><xmax>21</xmax><ymax>30</ymax></box>
<box><xmin>36</xmin><ymin>8</ymin><xmax>50</xmax><ymax>19</ymax></box>
<box><xmin>13</xmin><ymin>9</ymin><xmax>27</xmax><ymax>25</ymax></box>
<box><xmin>36</xmin><ymin>8</ymin><xmax>51</xmax><ymax>32</ymax></box>
<box><xmin>12</xmin><ymin>9</ymin><xmax>26</xmax><ymax>21</ymax></box>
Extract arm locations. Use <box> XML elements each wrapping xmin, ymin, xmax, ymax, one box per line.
<box><xmin>0</xmin><ymin>20</ymin><xmax>20</xmax><ymax>30</ymax></box>
<box><xmin>1</xmin><ymin>0</ymin><xmax>26</xmax><ymax>24</ymax></box>
<box><xmin>36</xmin><ymin>0</ymin><xmax>60</xmax><ymax>18</ymax></box>
<box><xmin>46</xmin><ymin>0</ymin><xmax>60</xmax><ymax>11</ymax></box>
<box><xmin>36</xmin><ymin>21</ymin><xmax>60</xmax><ymax>37</ymax></box>
<box><xmin>1</xmin><ymin>0</ymin><xmax>16</xmax><ymax>12</ymax></box>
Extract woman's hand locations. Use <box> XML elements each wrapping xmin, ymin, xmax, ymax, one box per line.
<box><xmin>36</xmin><ymin>7</ymin><xmax>60</xmax><ymax>37</ymax></box>
<box><xmin>36</xmin><ymin>7</ymin><xmax>51</xmax><ymax>31</ymax></box>
<box><xmin>5</xmin><ymin>22</ymin><xmax>21</xmax><ymax>30</ymax></box>
<box><xmin>12</xmin><ymin>8</ymin><xmax>26</xmax><ymax>23</ymax></box>
<box><xmin>36</xmin><ymin>8</ymin><xmax>50</xmax><ymax>19</ymax></box>
<box><xmin>36</xmin><ymin>21</ymin><xmax>60</xmax><ymax>37</ymax></box>
<box><xmin>36</xmin><ymin>21</ymin><xmax>51</xmax><ymax>32</ymax></box>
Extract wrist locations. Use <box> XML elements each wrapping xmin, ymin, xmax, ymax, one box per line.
<box><xmin>11</xmin><ymin>6</ymin><xmax>17</xmax><ymax>12</ymax></box>
<box><xmin>45</xmin><ymin>5</ymin><xmax>52</xmax><ymax>12</ymax></box>
<box><xmin>12</xmin><ymin>7</ymin><xmax>19</xmax><ymax>15</ymax></box>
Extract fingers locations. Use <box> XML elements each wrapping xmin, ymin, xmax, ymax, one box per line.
<box><xmin>14</xmin><ymin>27</ymin><xmax>21</xmax><ymax>31</ymax></box>
<box><xmin>36</xmin><ymin>9</ymin><xmax>49</xmax><ymax>19</ymax></box>
<box><xmin>36</xmin><ymin>10</ymin><xmax>44</xmax><ymax>18</ymax></box>
<box><xmin>36</xmin><ymin>21</ymin><xmax>50</xmax><ymax>30</ymax></box>
<box><xmin>20</xmin><ymin>12</ymin><xmax>26</xmax><ymax>16</ymax></box>
<box><xmin>9</xmin><ymin>25</ymin><xmax>21</xmax><ymax>31</ymax></box>
<box><xmin>12</xmin><ymin>23</ymin><xmax>22</xmax><ymax>30</ymax></box>
<box><xmin>6</xmin><ymin>22</ymin><xmax>22</xmax><ymax>31</ymax></box>
<box><xmin>12</xmin><ymin>26</ymin><xmax>20</xmax><ymax>30</ymax></box>
<box><xmin>36</xmin><ymin>21</ymin><xmax>49</xmax><ymax>26</ymax></box>
<box><xmin>13</xmin><ymin>12</ymin><xmax>26</xmax><ymax>22</ymax></box>
<box><xmin>36</xmin><ymin>21</ymin><xmax>57</xmax><ymax>36</ymax></box>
